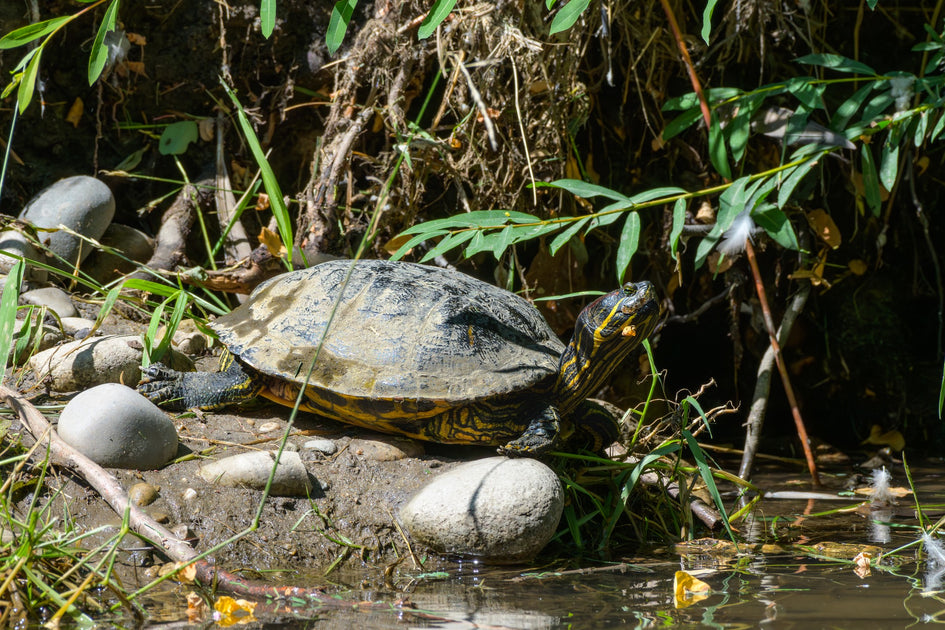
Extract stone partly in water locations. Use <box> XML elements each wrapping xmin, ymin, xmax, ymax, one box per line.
<box><xmin>29</xmin><ymin>334</ymin><xmax>193</xmax><ymax>392</ymax></box>
<box><xmin>399</xmin><ymin>456</ymin><xmax>564</xmax><ymax>562</ymax></box>
<box><xmin>21</xmin><ymin>286</ymin><xmax>79</xmax><ymax>318</ymax></box>
<box><xmin>58</xmin><ymin>383</ymin><xmax>179</xmax><ymax>470</ymax></box>
<box><xmin>198</xmin><ymin>451</ymin><xmax>313</xmax><ymax>497</ymax></box>
<box><xmin>19</xmin><ymin>175</ymin><xmax>115</xmax><ymax>272</ymax></box>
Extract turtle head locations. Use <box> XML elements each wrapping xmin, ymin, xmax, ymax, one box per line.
<box><xmin>556</xmin><ymin>281</ymin><xmax>660</xmax><ymax>411</ymax></box>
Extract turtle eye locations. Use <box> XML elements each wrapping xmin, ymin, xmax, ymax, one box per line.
<box><xmin>622</xmin><ymin>282</ymin><xmax>637</xmax><ymax>295</ymax></box>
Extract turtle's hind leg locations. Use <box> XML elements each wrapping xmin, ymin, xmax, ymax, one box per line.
<box><xmin>138</xmin><ymin>360</ymin><xmax>263</xmax><ymax>411</ymax></box>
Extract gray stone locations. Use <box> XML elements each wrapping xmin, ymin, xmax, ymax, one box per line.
<box><xmin>20</xmin><ymin>176</ymin><xmax>115</xmax><ymax>271</ymax></box>
<box><xmin>400</xmin><ymin>457</ymin><xmax>563</xmax><ymax>562</ymax></box>
<box><xmin>82</xmin><ymin>223</ymin><xmax>154</xmax><ymax>283</ymax></box>
<box><xmin>21</xmin><ymin>286</ymin><xmax>78</xmax><ymax>318</ymax></box>
<box><xmin>128</xmin><ymin>482</ymin><xmax>160</xmax><ymax>506</ymax></box>
<box><xmin>28</xmin><ymin>334</ymin><xmax>193</xmax><ymax>392</ymax></box>
<box><xmin>57</xmin><ymin>383</ymin><xmax>178</xmax><ymax>469</ymax></box>
<box><xmin>350</xmin><ymin>436</ymin><xmax>424</xmax><ymax>461</ymax></box>
<box><xmin>10</xmin><ymin>318</ymin><xmax>64</xmax><ymax>364</ymax></box>
<box><xmin>0</xmin><ymin>230</ymin><xmax>47</xmax><ymax>283</ymax></box>
<box><xmin>302</xmin><ymin>437</ymin><xmax>338</xmax><ymax>456</ymax></box>
<box><xmin>60</xmin><ymin>317</ymin><xmax>97</xmax><ymax>337</ymax></box>
<box><xmin>198</xmin><ymin>451</ymin><xmax>312</xmax><ymax>496</ymax></box>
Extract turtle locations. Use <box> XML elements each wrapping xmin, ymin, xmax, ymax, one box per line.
<box><xmin>138</xmin><ymin>259</ymin><xmax>660</xmax><ymax>455</ymax></box>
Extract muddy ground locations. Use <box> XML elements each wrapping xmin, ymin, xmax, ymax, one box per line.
<box><xmin>8</xmin><ymin>347</ymin><xmax>507</xmax><ymax>581</ymax></box>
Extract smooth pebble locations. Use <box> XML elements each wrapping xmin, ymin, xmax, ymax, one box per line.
<box><xmin>57</xmin><ymin>383</ymin><xmax>178</xmax><ymax>469</ymax></box>
<box><xmin>199</xmin><ymin>451</ymin><xmax>312</xmax><ymax>496</ymax></box>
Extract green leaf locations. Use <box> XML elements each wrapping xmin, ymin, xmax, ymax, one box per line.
<box><xmin>223</xmin><ymin>81</ymin><xmax>293</xmax><ymax>266</ymax></box>
<box><xmin>879</xmin><ymin>141</ymin><xmax>900</xmax><ymax>191</ymax></box>
<box><xmin>17</xmin><ymin>46</ymin><xmax>43</xmax><ymax>114</ymax></box>
<box><xmin>727</xmin><ymin>94</ymin><xmax>762</xmax><ymax>163</ymax></box>
<box><xmin>861</xmin><ymin>90</ymin><xmax>894</xmax><ymax>122</ymax></box>
<box><xmin>830</xmin><ymin>83</ymin><xmax>874</xmax><ymax>131</ymax></box>
<box><xmin>785</xmin><ymin>76</ymin><xmax>824</xmax><ymax>110</ymax></box>
<box><xmin>777</xmin><ymin>154</ymin><xmax>821</xmax><ymax>208</ymax></box>
<box><xmin>670</xmin><ymin>198</ymin><xmax>686</xmax><ymax>261</ymax></box>
<box><xmin>708</xmin><ymin>112</ymin><xmax>732</xmax><ymax>180</ymax></box>
<box><xmin>0</xmin><ymin>261</ymin><xmax>24</xmax><ymax>381</ymax></box>
<box><xmin>549</xmin><ymin>216</ymin><xmax>590</xmax><ymax>256</ymax></box>
<box><xmin>914</xmin><ymin>110</ymin><xmax>929</xmax><ymax>147</ymax></box>
<box><xmin>661</xmin><ymin>108</ymin><xmax>704</xmax><ymax>141</ymax></box>
<box><xmin>418</xmin><ymin>0</ymin><xmax>456</xmax><ymax>39</ymax></box>
<box><xmin>662</xmin><ymin>87</ymin><xmax>743</xmax><ymax>111</ymax></box>
<box><xmin>0</xmin><ymin>16</ymin><xmax>70</xmax><ymax>50</ymax></box>
<box><xmin>629</xmin><ymin>186</ymin><xmax>687</xmax><ymax>204</ymax></box>
<box><xmin>616</xmin><ymin>212</ymin><xmax>640</xmax><ymax>284</ymax></box>
<box><xmin>752</xmin><ymin>204</ymin><xmax>798</xmax><ymax>250</ymax></box>
<box><xmin>539</xmin><ymin>179</ymin><xmax>631</xmax><ymax>202</ymax></box>
<box><xmin>795</xmin><ymin>53</ymin><xmax>876</xmax><ymax>75</ymax></box>
<box><xmin>549</xmin><ymin>0</ymin><xmax>590</xmax><ymax>35</ymax></box>
<box><xmin>158</xmin><ymin>120</ymin><xmax>199</xmax><ymax>156</ymax></box>
<box><xmin>261</xmin><ymin>0</ymin><xmax>276</xmax><ymax>38</ymax></box>
<box><xmin>861</xmin><ymin>144</ymin><xmax>882</xmax><ymax>216</ymax></box>
<box><xmin>327</xmin><ymin>0</ymin><xmax>357</xmax><ymax>56</ymax></box>
<box><xmin>701</xmin><ymin>0</ymin><xmax>719</xmax><ymax>44</ymax></box>
<box><xmin>418</xmin><ymin>230</ymin><xmax>478</xmax><ymax>262</ymax></box>
<box><xmin>930</xmin><ymin>111</ymin><xmax>945</xmax><ymax>143</ymax></box>
<box><xmin>390</xmin><ymin>229</ymin><xmax>450</xmax><ymax>260</ymax></box>
<box><xmin>88</xmin><ymin>0</ymin><xmax>120</xmax><ymax>84</ymax></box>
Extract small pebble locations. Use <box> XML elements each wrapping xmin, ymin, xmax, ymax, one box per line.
<box><xmin>60</xmin><ymin>317</ymin><xmax>97</xmax><ymax>336</ymax></box>
<box><xmin>257</xmin><ymin>421</ymin><xmax>282</xmax><ymax>433</ymax></box>
<box><xmin>302</xmin><ymin>437</ymin><xmax>338</xmax><ymax>456</ymax></box>
<box><xmin>182</xmin><ymin>488</ymin><xmax>198</xmax><ymax>501</ymax></box>
<box><xmin>150</xmin><ymin>511</ymin><xmax>170</xmax><ymax>524</ymax></box>
<box><xmin>128</xmin><ymin>482</ymin><xmax>160</xmax><ymax>506</ymax></box>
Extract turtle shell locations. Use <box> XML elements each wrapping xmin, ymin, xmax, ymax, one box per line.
<box><xmin>210</xmin><ymin>260</ymin><xmax>565</xmax><ymax>406</ymax></box>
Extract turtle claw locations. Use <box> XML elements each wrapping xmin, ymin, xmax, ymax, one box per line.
<box><xmin>137</xmin><ymin>363</ymin><xmax>188</xmax><ymax>409</ymax></box>
<box><xmin>498</xmin><ymin>406</ymin><xmax>560</xmax><ymax>457</ymax></box>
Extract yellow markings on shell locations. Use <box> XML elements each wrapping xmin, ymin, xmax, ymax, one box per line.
<box><xmin>467</xmin><ymin>326</ymin><xmax>475</xmax><ymax>347</ymax></box>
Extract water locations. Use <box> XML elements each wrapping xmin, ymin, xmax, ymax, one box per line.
<box><xmin>125</xmin><ymin>464</ymin><xmax>945</xmax><ymax>627</ymax></box>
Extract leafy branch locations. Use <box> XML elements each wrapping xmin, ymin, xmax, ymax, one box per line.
<box><xmin>0</xmin><ymin>0</ymin><xmax>120</xmax><ymax>113</ymax></box>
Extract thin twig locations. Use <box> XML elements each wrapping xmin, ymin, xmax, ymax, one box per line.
<box><xmin>743</xmin><ymin>242</ymin><xmax>820</xmax><ymax>486</ymax></box>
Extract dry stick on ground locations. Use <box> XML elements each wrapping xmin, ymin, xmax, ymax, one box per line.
<box><xmin>737</xmin><ymin>282</ymin><xmax>811</xmax><ymax>481</ymax></box>
<box><xmin>0</xmin><ymin>385</ymin><xmax>417</xmax><ymax>610</ymax></box>
<box><xmin>659</xmin><ymin>1</ymin><xmax>820</xmax><ymax>486</ymax></box>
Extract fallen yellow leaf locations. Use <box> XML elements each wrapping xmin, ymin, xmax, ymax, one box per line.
<box><xmin>674</xmin><ymin>570</ymin><xmax>711</xmax><ymax>608</ymax></box>
<box><xmin>65</xmin><ymin>98</ymin><xmax>83</xmax><ymax>128</ymax></box>
<box><xmin>862</xmin><ymin>424</ymin><xmax>906</xmax><ymax>451</ymax></box>
<box><xmin>806</xmin><ymin>209</ymin><xmax>842</xmax><ymax>249</ymax></box>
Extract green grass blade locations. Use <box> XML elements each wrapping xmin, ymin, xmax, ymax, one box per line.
<box><xmin>222</xmin><ymin>80</ymin><xmax>292</xmax><ymax>267</ymax></box>
<box><xmin>0</xmin><ymin>260</ymin><xmax>24</xmax><ymax>383</ymax></box>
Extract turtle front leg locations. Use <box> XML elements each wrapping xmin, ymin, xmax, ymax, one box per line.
<box><xmin>498</xmin><ymin>406</ymin><xmax>560</xmax><ymax>456</ymax></box>
<box><xmin>137</xmin><ymin>360</ymin><xmax>263</xmax><ymax>411</ymax></box>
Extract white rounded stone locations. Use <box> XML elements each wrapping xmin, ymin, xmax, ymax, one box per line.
<box><xmin>58</xmin><ymin>383</ymin><xmax>178</xmax><ymax>469</ymax></box>
<box><xmin>400</xmin><ymin>456</ymin><xmax>564</xmax><ymax>562</ymax></box>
